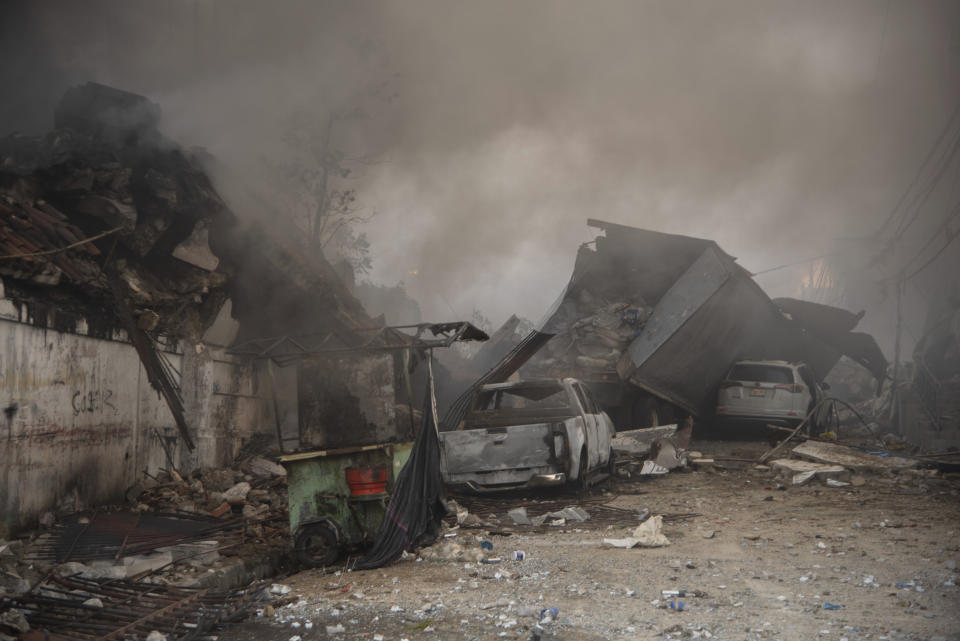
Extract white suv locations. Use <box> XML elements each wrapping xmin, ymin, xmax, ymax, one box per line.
<box><xmin>715</xmin><ymin>360</ymin><xmax>825</xmax><ymax>428</ymax></box>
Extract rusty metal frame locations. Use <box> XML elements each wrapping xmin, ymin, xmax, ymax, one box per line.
<box><xmin>228</xmin><ymin>321</ymin><xmax>488</xmax><ymax>365</ymax></box>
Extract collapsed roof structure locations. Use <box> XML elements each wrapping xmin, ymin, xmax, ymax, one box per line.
<box><xmin>0</xmin><ymin>82</ymin><xmax>377</xmax><ymax>443</ymax></box>
<box><xmin>513</xmin><ymin>220</ymin><xmax>888</xmax><ymax>426</ymax></box>
<box><xmin>0</xmin><ymin>83</ymin><xmax>384</xmax><ymax>532</ymax></box>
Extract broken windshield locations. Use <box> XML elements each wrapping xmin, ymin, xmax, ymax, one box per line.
<box><xmin>472</xmin><ymin>382</ymin><xmax>572</xmax><ymax>412</ymax></box>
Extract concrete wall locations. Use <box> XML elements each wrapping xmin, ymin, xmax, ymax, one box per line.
<box><xmin>0</xmin><ymin>294</ymin><xmax>273</xmax><ymax>535</ymax></box>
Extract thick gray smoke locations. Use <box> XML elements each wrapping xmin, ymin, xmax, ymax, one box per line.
<box><xmin>3</xmin><ymin>0</ymin><xmax>958</xmax><ymax>355</ymax></box>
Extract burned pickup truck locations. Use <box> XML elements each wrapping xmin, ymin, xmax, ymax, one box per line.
<box><xmin>439</xmin><ymin>378</ymin><xmax>615</xmax><ymax>491</ymax></box>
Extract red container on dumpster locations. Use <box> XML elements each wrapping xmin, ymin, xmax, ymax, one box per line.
<box><xmin>345</xmin><ymin>466</ymin><xmax>388</xmax><ymax>496</ymax></box>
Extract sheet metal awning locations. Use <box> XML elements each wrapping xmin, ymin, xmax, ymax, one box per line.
<box><xmin>228</xmin><ymin>321</ymin><xmax>488</xmax><ymax>365</ymax></box>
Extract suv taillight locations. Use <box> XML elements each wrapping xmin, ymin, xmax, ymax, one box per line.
<box><xmin>774</xmin><ymin>384</ymin><xmax>805</xmax><ymax>393</ymax></box>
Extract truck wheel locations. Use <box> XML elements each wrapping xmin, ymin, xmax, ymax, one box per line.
<box><xmin>295</xmin><ymin>520</ymin><xmax>340</xmax><ymax>568</ymax></box>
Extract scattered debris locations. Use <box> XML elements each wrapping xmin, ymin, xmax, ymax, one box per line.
<box><xmin>224</xmin><ymin>481</ymin><xmax>253</xmax><ymax>504</ymax></box>
<box><xmin>611</xmin><ymin>425</ymin><xmax>678</xmax><ymax>456</ymax></box>
<box><xmin>791</xmin><ymin>440</ymin><xmax>918</xmax><ymax>471</ymax></box>
<box><xmin>640</xmin><ymin>460</ymin><xmax>670</xmax><ymax>475</ymax></box>
<box><xmin>602</xmin><ymin>514</ymin><xmax>671</xmax><ymax>548</ymax></box>
<box><xmin>507</xmin><ymin>507</ymin><xmax>532</xmax><ymax>526</ymax></box>
<box><xmin>531</xmin><ymin>506</ymin><xmax>590</xmax><ymax>526</ymax></box>
<box><xmin>649</xmin><ymin>437</ymin><xmax>688</xmax><ymax>471</ymax></box>
<box><xmin>249</xmin><ymin>456</ymin><xmax>288</xmax><ymax>478</ymax></box>
<box><xmin>770</xmin><ymin>458</ymin><xmax>849</xmax><ymax>485</ymax></box>
<box><xmin>0</xmin><ymin>609</ymin><xmax>29</xmax><ymax>634</ymax></box>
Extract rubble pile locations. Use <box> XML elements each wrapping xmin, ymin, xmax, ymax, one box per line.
<box><xmin>0</xmin><ymin>454</ymin><xmax>290</xmax><ymax>617</ymax></box>
<box><xmin>823</xmin><ymin>356</ymin><xmax>879</xmax><ymax>404</ymax></box>
<box><xmin>0</xmin><ymin>538</ymin><xmax>34</xmax><ymax>602</ymax></box>
<box><xmin>0</xmin><ymin>82</ymin><xmax>232</xmax><ymax>338</ymax></box>
<box><xmin>529</xmin><ymin>297</ymin><xmax>651</xmax><ymax>374</ymax></box>
<box><xmin>130</xmin><ymin>455</ymin><xmax>289</xmax><ymax>536</ymax></box>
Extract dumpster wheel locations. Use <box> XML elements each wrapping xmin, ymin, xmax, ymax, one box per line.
<box><xmin>295</xmin><ymin>519</ymin><xmax>341</xmax><ymax>568</ymax></box>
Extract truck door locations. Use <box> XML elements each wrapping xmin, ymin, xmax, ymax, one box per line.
<box><xmin>571</xmin><ymin>382</ymin><xmax>600</xmax><ymax>468</ymax></box>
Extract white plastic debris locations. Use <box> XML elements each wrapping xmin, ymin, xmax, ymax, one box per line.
<box><xmin>508</xmin><ymin>507</ymin><xmax>532</xmax><ymax>526</ymax></box>
<box><xmin>640</xmin><ymin>460</ymin><xmax>670</xmax><ymax>475</ymax></box>
<box><xmin>270</xmin><ymin>583</ymin><xmax>292</xmax><ymax>595</ymax></box>
<box><xmin>145</xmin><ymin>633</ymin><xmax>167</xmax><ymax>641</ymax></box>
<box><xmin>602</xmin><ymin>515</ymin><xmax>671</xmax><ymax>548</ymax></box>
<box><xmin>326</xmin><ymin>624</ymin><xmax>345</xmax><ymax>634</ymax></box>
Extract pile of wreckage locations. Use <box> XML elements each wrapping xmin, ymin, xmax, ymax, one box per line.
<box><xmin>445</xmin><ymin>219</ymin><xmax>889</xmax><ymax>434</ymax></box>
<box><xmin>532</xmin><ymin>299</ymin><xmax>650</xmax><ymax>373</ymax></box>
<box><xmin>0</xmin><ymin>82</ymin><xmax>238</xmax><ymax>447</ymax></box>
<box><xmin>0</xmin><ymin>82</ymin><xmax>374</xmax><ymax>457</ymax></box>
<box><xmin>0</xmin><ymin>455</ymin><xmax>291</xmax><ymax>640</ymax></box>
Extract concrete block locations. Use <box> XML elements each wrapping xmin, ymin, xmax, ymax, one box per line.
<box><xmin>771</xmin><ymin>458</ymin><xmax>849</xmax><ymax>485</ymax></box>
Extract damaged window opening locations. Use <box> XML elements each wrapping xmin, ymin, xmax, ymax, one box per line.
<box><xmin>472</xmin><ymin>381</ymin><xmax>571</xmax><ymax>412</ymax></box>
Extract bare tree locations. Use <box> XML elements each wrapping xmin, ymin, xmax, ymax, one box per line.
<box><xmin>274</xmin><ymin>107</ymin><xmax>381</xmax><ymax>274</ymax></box>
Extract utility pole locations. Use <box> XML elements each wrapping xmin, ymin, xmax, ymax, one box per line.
<box><xmin>889</xmin><ymin>274</ymin><xmax>904</xmax><ymax>434</ymax></box>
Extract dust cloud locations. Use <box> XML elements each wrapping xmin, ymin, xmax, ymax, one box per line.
<box><xmin>2</xmin><ymin>0</ymin><xmax>958</xmax><ymax>354</ymax></box>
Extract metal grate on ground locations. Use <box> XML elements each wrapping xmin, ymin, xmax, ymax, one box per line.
<box><xmin>28</xmin><ymin>512</ymin><xmax>247</xmax><ymax>563</ymax></box>
<box><xmin>5</xmin><ymin>574</ymin><xmax>261</xmax><ymax>641</ymax></box>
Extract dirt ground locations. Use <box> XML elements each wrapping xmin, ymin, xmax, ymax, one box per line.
<box><xmin>225</xmin><ymin>439</ymin><xmax>960</xmax><ymax>641</ymax></box>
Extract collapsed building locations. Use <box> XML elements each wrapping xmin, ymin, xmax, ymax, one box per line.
<box><xmin>0</xmin><ymin>83</ymin><xmax>429</xmax><ymax>535</ymax></box>
<box><xmin>518</xmin><ymin>219</ymin><xmax>889</xmax><ymax>429</ymax></box>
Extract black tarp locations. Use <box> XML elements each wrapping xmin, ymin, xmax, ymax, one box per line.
<box><xmin>773</xmin><ymin>298</ymin><xmax>888</xmax><ymax>383</ymax></box>
<box><xmin>353</xmin><ymin>357</ymin><xmax>447</xmax><ymax>570</ymax></box>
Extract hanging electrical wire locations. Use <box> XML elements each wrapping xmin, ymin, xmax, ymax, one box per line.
<box><xmin>878</xmin><ymin>197</ymin><xmax>960</xmax><ymax>284</ymax></box>
<box><xmin>904</xmin><ymin>226</ymin><xmax>959</xmax><ymax>281</ymax></box>
<box><xmin>875</xmin><ymin>99</ymin><xmax>960</xmax><ymax>242</ymax></box>
<box><xmin>891</xmin><ymin>122</ymin><xmax>960</xmax><ymax>239</ymax></box>
<box><xmin>750</xmin><ymin>251</ymin><xmax>837</xmax><ymax>277</ymax></box>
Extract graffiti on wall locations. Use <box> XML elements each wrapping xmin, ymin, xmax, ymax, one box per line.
<box><xmin>72</xmin><ymin>389</ymin><xmax>117</xmax><ymax>416</ymax></box>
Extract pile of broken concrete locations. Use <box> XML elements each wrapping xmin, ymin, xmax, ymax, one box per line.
<box><xmin>0</xmin><ymin>82</ymin><xmax>233</xmax><ymax>338</ymax></box>
<box><xmin>0</xmin><ymin>454</ymin><xmax>290</xmax><ymax>611</ymax></box>
<box><xmin>131</xmin><ymin>455</ymin><xmax>289</xmax><ymax>525</ymax></box>
<box><xmin>529</xmin><ymin>295</ymin><xmax>652</xmax><ymax>373</ymax></box>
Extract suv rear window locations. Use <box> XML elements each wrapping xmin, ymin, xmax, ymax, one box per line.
<box><xmin>728</xmin><ymin>364</ymin><xmax>794</xmax><ymax>384</ymax></box>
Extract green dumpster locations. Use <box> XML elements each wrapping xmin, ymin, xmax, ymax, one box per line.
<box><xmin>279</xmin><ymin>441</ymin><xmax>413</xmax><ymax>567</ymax></box>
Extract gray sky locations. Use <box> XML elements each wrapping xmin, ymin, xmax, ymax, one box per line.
<box><xmin>3</xmin><ymin>0</ymin><xmax>959</xmax><ymax>354</ymax></box>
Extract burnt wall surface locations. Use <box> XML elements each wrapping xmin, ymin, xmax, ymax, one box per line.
<box><xmin>0</xmin><ymin>293</ymin><xmax>272</xmax><ymax>535</ymax></box>
<box><xmin>298</xmin><ymin>353</ymin><xmax>400</xmax><ymax>450</ymax></box>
